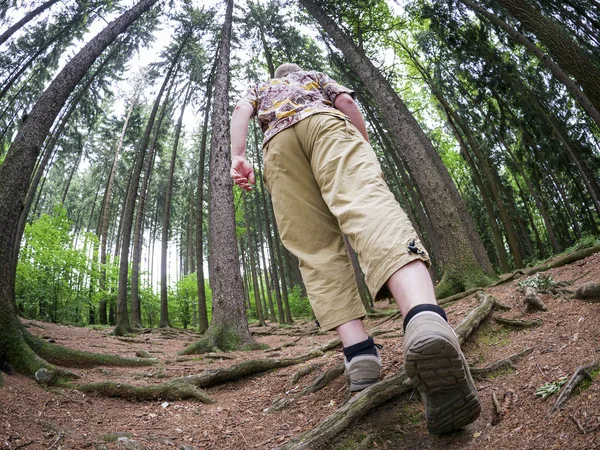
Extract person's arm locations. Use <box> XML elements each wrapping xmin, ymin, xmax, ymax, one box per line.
<box><xmin>334</xmin><ymin>93</ymin><xmax>370</xmax><ymax>143</ymax></box>
<box><xmin>230</xmin><ymin>101</ymin><xmax>255</xmax><ymax>191</ymax></box>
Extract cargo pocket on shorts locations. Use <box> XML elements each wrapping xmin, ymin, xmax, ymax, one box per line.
<box><xmin>262</xmin><ymin>144</ymin><xmax>276</xmax><ymax>194</ymax></box>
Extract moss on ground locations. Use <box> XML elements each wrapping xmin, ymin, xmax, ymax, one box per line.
<box><xmin>25</xmin><ymin>333</ymin><xmax>155</xmax><ymax>368</ymax></box>
<box><xmin>77</xmin><ymin>380</ymin><xmax>214</xmax><ymax>403</ymax></box>
<box><xmin>179</xmin><ymin>325</ymin><xmax>259</xmax><ymax>355</ymax></box>
<box><xmin>435</xmin><ymin>265</ymin><xmax>496</xmax><ymax>299</ymax></box>
<box><xmin>576</xmin><ymin>367</ymin><xmax>600</xmax><ymax>394</ymax></box>
<box><xmin>478</xmin><ymin>324</ymin><xmax>511</xmax><ymax>347</ymax></box>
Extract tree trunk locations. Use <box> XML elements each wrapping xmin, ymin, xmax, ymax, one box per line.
<box><xmin>255</xmin><ymin>144</ymin><xmax>284</xmax><ymax>323</ymax></box>
<box><xmin>496</xmin><ymin>0</ymin><xmax>600</xmax><ymax>112</ymax></box>
<box><xmin>0</xmin><ymin>0</ymin><xmax>159</xmax><ymax>376</ymax></box>
<box><xmin>243</xmin><ymin>194</ymin><xmax>265</xmax><ymax>326</ymax></box>
<box><xmin>300</xmin><ymin>0</ymin><xmax>494</xmax><ymax>298</ymax></box>
<box><xmin>195</xmin><ymin>58</ymin><xmax>218</xmax><ymax>334</ymax></box>
<box><xmin>458</xmin><ymin>0</ymin><xmax>600</xmax><ymax>128</ymax></box>
<box><xmin>252</xmin><ymin>165</ymin><xmax>277</xmax><ymax>322</ymax></box>
<box><xmin>98</xmin><ymin>93</ymin><xmax>137</xmax><ymax>326</ymax></box>
<box><xmin>161</xmin><ymin>83</ymin><xmax>192</xmax><ymax>328</ymax></box>
<box><xmin>0</xmin><ymin>0</ymin><xmax>61</xmax><ymax>46</ymax></box>
<box><xmin>114</xmin><ymin>25</ymin><xmax>180</xmax><ymax>336</ymax></box>
<box><xmin>184</xmin><ymin>0</ymin><xmax>254</xmax><ymax>353</ymax></box>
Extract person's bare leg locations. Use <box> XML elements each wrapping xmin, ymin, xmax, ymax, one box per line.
<box><xmin>336</xmin><ymin>260</ymin><xmax>435</xmax><ymax>346</ymax></box>
<box><xmin>386</xmin><ymin>260</ymin><xmax>437</xmax><ymax>315</ymax></box>
<box><xmin>388</xmin><ymin>260</ymin><xmax>481</xmax><ymax>434</ymax></box>
<box><xmin>336</xmin><ymin>319</ymin><xmax>369</xmax><ymax>347</ymax></box>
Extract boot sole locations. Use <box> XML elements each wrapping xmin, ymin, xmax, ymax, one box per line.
<box><xmin>405</xmin><ymin>335</ymin><xmax>481</xmax><ymax>434</ymax></box>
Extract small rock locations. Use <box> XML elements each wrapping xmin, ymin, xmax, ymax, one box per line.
<box><xmin>34</xmin><ymin>368</ymin><xmax>53</xmax><ymax>384</ymax></box>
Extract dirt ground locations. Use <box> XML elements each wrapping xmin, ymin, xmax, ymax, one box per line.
<box><xmin>1</xmin><ymin>252</ymin><xmax>599</xmax><ymax>450</ymax></box>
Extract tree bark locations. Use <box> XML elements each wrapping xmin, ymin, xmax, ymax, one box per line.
<box><xmin>186</xmin><ymin>0</ymin><xmax>255</xmax><ymax>352</ymax></box>
<box><xmin>0</xmin><ymin>0</ymin><xmax>61</xmax><ymax>46</ymax></box>
<box><xmin>161</xmin><ymin>82</ymin><xmax>192</xmax><ymax>328</ymax></box>
<box><xmin>458</xmin><ymin>0</ymin><xmax>600</xmax><ymax>128</ymax></box>
<box><xmin>243</xmin><ymin>194</ymin><xmax>266</xmax><ymax>326</ymax></box>
<box><xmin>98</xmin><ymin>93</ymin><xmax>137</xmax><ymax>325</ymax></box>
<box><xmin>0</xmin><ymin>0</ymin><xmax>159</xmax><ymax>376</ymax></box>
<box><xmin>195</xmin><ymin>57</ymin><xmax>217</xmax><ymax>334</ymax></box>
<box><xmin>114</xmin><ymin>23</ymin><xmax>179</xmax><ymax>336</ymax></box>
<box><xmin>255</xmin><ymin>140</ymin><xmax>284</xmax><ymax>323</ymax></box>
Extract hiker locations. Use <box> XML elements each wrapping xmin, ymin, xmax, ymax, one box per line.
<box><xmin>229</xmin><ymin>63</ymin><xmax>481</xmax><ymax>434</ymax></box>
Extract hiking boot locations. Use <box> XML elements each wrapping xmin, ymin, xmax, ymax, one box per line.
<box><xmin>403</xmin><ymin>313</ymin><xmax>481</xmax><ymax>434</ymax></box>
<box><xmin>344</xmin><ymin>348</ymin><xmax>382</xmax><ymax>392</ymax></box>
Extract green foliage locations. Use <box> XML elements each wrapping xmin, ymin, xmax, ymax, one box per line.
<box><xmin>518</xmin><ymin>274</ymin><xmax>556</xmax><ymax>291</ymax></box>
<box><xmin>287</xmin><ymin>285</ymin><xmax>313</xmax><ymax>319</ymax></box>
<box><xmin>16</xmin><ymin>205</ymin><xmax>97</xmax><ymax>324</ymax></box>
<box><xmin>535</xmin><ymin>376</ymin><xmax>568</xmax><ymax>399</ymax></box>
<box><xmin>171</xmin><ymin>273</ymin><xmax>212</xmax><ymax>330</ymax></box>
<box><xmin>564</xmin><ymin>235</ymin><xmax>600</xmax><ymax>253</ymax></box>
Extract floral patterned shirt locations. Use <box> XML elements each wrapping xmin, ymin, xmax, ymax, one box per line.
<box><xmin>237</xmin><ymin>70</ymin><xmax>355</xmax><ymax>145</ymax></box>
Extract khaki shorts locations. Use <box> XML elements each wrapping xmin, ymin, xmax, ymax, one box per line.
<box><xmin>263</xmin><ymin>113</ymin><xmax>429</xmax><ymax>331</ymax></box>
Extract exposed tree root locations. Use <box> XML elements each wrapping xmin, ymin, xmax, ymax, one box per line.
<box><xmin>523</xmin><ymin>244</ymin><xmax>600</xmax><ymax>276</ymax></box>
<box><xmin>265</xmin><ymin>342</ymin><xmax>297</xmax><ymax>353</ymax></box>
<box><xmin>491</xmin><ymin>390</ymin><xmax>514</xmax><ymax>425</ymax></box>
<box><xmin>494</xmin><ymin>317</ymin><xmax>543</xmax><ymax>328</ymax></box>
<box><xmin>522</xmin><ymin>286</ymin><xmax>548</xmax><ymax>312</ymax></box>
<box><xmin>24</xmin><ymin>332</ymin><xmax>155</xmax><ymax>368</ymax></box>
<box><xmin>173</xmin><ymin>349</ymin><xmax>324</xmax><ymax>389</ymax></box>
<box><xmin>135</xmin><ymin>350</ymin><xmax>153</xmax><ymax>358</ymax></box>
<box><xmin>550</xmin><ymin>360</ymin><xmax>600</xmax><ymax>414</ymax></box>
<box><xmin>491</xmin><ymin>270</ymin><xmax>526</xmax><ymax>286</ymax></box>
<box><xmin>452</xmin><ymin>245</ymin><xmax>600</xmax><ymax>298</ymax></box>
<box><xmin>438</xmin><ymin>288</ymin><xmax>482</xmax><ymax>306</ymax></box>
<box><xmin>373</xmin><ymin>311</ymin><xmax>401</xmax><ymax>327</ymax></box>
<box><xmin>290</xmin><ymin>364</ymin><xmax>320</xmax><ymax>385</ymax></box>
<box><xmin>277</xmin><ymin>293</ymin><xmax>497</xmax><ymax>450</ymax></box>
<box><xmin>178</xmin><ymin>326</ymin><xmax>265</xmax><ymax>355</ymax></box>
<box><xmin>76</xmin><ymin>380</ymin><xmax>214</xmax><ymax>403</ymax></box>
<box><xmin>470</xmin><ymin>348</ymin><xmax>534</xmax><ymax>380</ymax></box>
<box><xmin>575</xmin><ymin>282</ymin><xmax>600</xmax><ymax>301</ymax></box>
<box><xmin>268</xmin><ymin>363</ymin><xmax>346</xmax><ymax>413</ymax></box>
<box><xmin>356</xmin><ymin>434</ymin><xmax>375</xmax><ymax>450</ymax></box>
<box><xmin>114</xmin><ymin>337</ymin><xmax>146</xmax><ymax>344</ymax></box>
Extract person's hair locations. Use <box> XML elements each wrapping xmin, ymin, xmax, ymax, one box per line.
<box><xmin>274</xmin><ymin>63</ymin><xmax>302</xmax><ymax>78</ymax></box>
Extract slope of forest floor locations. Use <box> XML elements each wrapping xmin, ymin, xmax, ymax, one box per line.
<box><xmin>2</xmin><ymin>252</ymin><xmax>600</xmax><ymax>450</ymax></box>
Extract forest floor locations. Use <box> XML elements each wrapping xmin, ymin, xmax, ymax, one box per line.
<box><xmin>1</xmin><ymin>252</ymin><xmax>600</xmax><ymax>450</ymax></box>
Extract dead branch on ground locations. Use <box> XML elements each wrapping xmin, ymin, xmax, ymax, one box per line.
<box><xmin>470</xmin><ymin>348</ymin><xmax>534</xmax><ymax>380</ymax></box>
<box><xmin>550</xmin><ymin>360</ymin><xmax>600</xmax><ymax>414</ymax></box>
<box><xmin>276</xmin><ymin>292</ymin><xmax>497</xmax><ymax>450</ymax></box>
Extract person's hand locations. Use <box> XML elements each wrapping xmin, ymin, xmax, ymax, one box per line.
<box><xmin>231</xmin><ymin>155</ymin><xmax>255</xmax><ymax>191</ymax></box>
